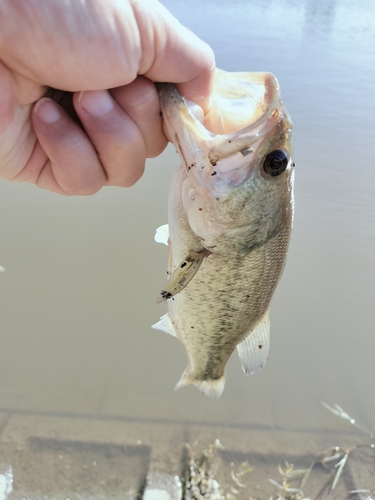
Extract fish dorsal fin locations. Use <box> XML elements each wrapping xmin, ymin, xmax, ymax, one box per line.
<box><xmin>154</xmin><ymin>224</ymin><xmax>169</xmax><ymax>245</ymax></box>
<box><xmin>237</xmin><ymin>309</ymin><xmax>271</xmax><ymax>375</ymax></box>
<box><xmin>156</xmin><ymin>249</ymin><xmax>210</xmax><ymax>303</ymax></box>
<box><xmin>151</xmin><ymin>313</ymin><xmax>177</xmax><ymax>337</ymax></box>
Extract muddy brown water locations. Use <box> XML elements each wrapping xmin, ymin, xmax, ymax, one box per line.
<box><xmin>0</xmin><ymin>0</ymin><xmax>374</xmax><ymax>496</ymax></box>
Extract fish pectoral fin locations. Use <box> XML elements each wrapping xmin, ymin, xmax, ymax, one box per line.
<box><xmin>156</xmin><ymin>248</ymin><xmax>210</xmax><ymax>303</ymax></box>
<box><xmin>151</xmin><ymin>313</ymin><xmax>177</xmax><ymax>337</ymax></box>
<box><xmin>237</xmin><ymin>309</ymin><xmax>270</xmax><ymax>375</ymax></box>
<box><xmin>154</xmin><ymin>224</ymin><xmax>169</xmax><ymax>245</ymax></box>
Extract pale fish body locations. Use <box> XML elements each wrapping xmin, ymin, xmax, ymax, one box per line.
<box><xmin>153</xmin><ymin>69</ymin><xmax>294</xmax><ymax>398</ymax></box>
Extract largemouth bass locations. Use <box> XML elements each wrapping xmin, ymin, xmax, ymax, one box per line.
<box><xmin>153</xmin><ymin>69</ymin><xmax>294</xmax><ymax>399</ymax></box>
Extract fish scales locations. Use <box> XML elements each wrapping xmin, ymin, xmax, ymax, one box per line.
<box><xmin>153</xmin><ymin>69</ymin><xmax>294</xmax><ymax>398</ymax></box>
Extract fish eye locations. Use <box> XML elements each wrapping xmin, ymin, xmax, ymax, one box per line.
<box><xmin>263</xmin><ymin>150</ymin><xmax>289</xmax><ymax>176</ymax></box>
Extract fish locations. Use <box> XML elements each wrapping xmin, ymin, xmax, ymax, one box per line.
<box><xmin>153</xmin><ymin>69</ymin><xmax>294</xmax><ymax>399</ymax></box>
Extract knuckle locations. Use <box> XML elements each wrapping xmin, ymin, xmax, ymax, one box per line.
<box><xmin>112</xmin><ymin>76</ymin><xmax>159</xmax><ymax>114</ymax></box>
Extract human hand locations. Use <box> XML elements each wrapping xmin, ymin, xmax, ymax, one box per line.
<box><xmin>0</xmin><ymin>0</ymin><xmax>214</xmax><ymax>194</ymax></box>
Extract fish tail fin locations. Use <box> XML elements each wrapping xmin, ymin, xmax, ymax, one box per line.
<box><xmin>194</xmin><ymin>377</ymin><xmax>226</xmax><ymax>399</ymax></box>
<box><xmin>175</xmin><ymin>370</ymin><xmax>226</xmax><ymax>399</ymax></box>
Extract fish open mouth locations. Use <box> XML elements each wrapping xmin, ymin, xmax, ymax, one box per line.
<box><xmin>188</xmin><ymin>69</ymin><xmax>280</xmax><ymax>136</ymax></box>
<box><xmin>157</xmin><ymin>69</ymin><xmax>282</xmax><ymax>163</ymax></box>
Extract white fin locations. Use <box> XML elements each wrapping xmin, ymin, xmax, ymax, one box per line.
<box><xmin>175</xmin><ymin>370</ymin><xmax>226</xmax><ymax>399</ymax></box>
<box><xmin>0</xmin><ymin>266</ymin><xmax>5</xmax><ymax>273</ymax></box>
<box><xmin>154</xmin><ymin>224</ymin><xmax>169</xmax><ymax>245</ymax></box>
<box><xmin>156</xmin><ymin>249</ymin><xmax>210</xmax><ymax>303</ymax></box>
<box><xmin>151</xmin><ymin>313</ymin><xmax>177</xmax><ymax>337</ymax></box>
<box><xmin>237</xmin><ymin>309</ymin><xmax>271</xmax><ymax>375</ymax></box>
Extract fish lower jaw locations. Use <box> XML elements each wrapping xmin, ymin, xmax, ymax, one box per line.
<box><xmin>175</xmin><ymin>370</ymin><xmax>226</xmax><ymax>399</ymax></box>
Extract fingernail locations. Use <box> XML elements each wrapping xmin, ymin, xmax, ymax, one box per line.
<box><xmin>184</xmin><ymin>95</ymin><xmax>212</xmax><ymax>114</ymax></box>
<box><xmin>186</xmin><ymin>94</ymin><xmax>204</xmax><ymax>101</ymax></box>
<box><xmin>34</xmin><ymin>98</ymin><xmax>61</xmax><ymax>123</ymax></box>
<box><xmin>79</xmin><ymin>90</ymin><xmax>114</xmax><ymax>117</ymax></box>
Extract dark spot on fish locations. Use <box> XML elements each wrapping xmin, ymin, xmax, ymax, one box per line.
<box><xmin>229</xmin><ymin>140</ymin><xmax>232</xmax><ymax>143</ymax></box>
<box><xmin>199</xmin><ymin>208</ymin><xmax>203</xmax><ymax>211</ymax></box>
<box><xmin>159</xmin><ymin>111</ymin><xmax>163</xmax><ymax>117</ymax></box>
<box><xmin>246</xmin><ymin>294</ymin><xmax>250</xmax><ymax>298</ymax></box>
<box><xmin>218</xmin><ymin>289</ymin><xmax>226</xmax><ymax>293</ymax></box>
<box><xmin>292</xmin><ymin>162</ymin><xmax>296</xmax><ymax>167</ymax></box>
<box><xmin>181</xmin><ymin>262</ymin><xmax>187</xmax><ymax>268</ymax></box>
<box><xmin>210</xmin><ymin>161</ymin><xmax>217</xmax><ymax>166</ymax></box>
<box><xmin>211</xmin><ymin>171</ymin><xmax>217</xmax><ymax>176</ymax></box>
<box><xmin>216</xmin><ymin>197</ymin><xmax>220</xmax><ymax>201</ymax></box>
<box><xmin>160</xmin><ymin>290</ymin><xmax>172</xmax><ymax>300</ymax></box>
<box><xmin>191</xmin><ymin>326</ymin><xmax>194</xmax><ymax>329</ymax></box>
<box><xmin>258</xmin><ymin>344</ymin><xmax>263</xmax><ymax>349</ymax></box>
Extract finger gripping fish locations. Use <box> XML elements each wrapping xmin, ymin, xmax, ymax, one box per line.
<box><xmin>153</xmin><ymin>69</ymin><xmax>294</xmax><ymax>399</ymax></box>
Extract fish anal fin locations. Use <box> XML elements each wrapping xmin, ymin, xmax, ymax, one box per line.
<box><xmin>237</xmin><ymin>309</ymin><xmax>271</xmax><ymax>375</ymax></box>
<box><xmin>156</xmin><ymin>248</ymin><xmax>210</xmax><ymax>303</ymax></box>
<box><xmin>175</xmin><ymin>369</ymin><xmax>226</xmax><ymax>399</ymax></box>
<box><xmin>151</xmin><ymin>313</ymin><xmax>177</xmax><ymax>337</ymax></box>
<box><xmin>154</xmin><ymin>224</ymin><xmax>169</xmax><ymax>245</ymax></box>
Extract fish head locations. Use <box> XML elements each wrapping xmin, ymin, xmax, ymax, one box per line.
<box><xmin>157</xmin><ymin>69</ymin><xmax>294</xmax><ymax>252</ymax></box>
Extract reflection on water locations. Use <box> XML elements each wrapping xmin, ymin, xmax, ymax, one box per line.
<box><xmin>0</xmin><ymin>0</ymin><xmax>374</xmax><ymax>484</ymax></box>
